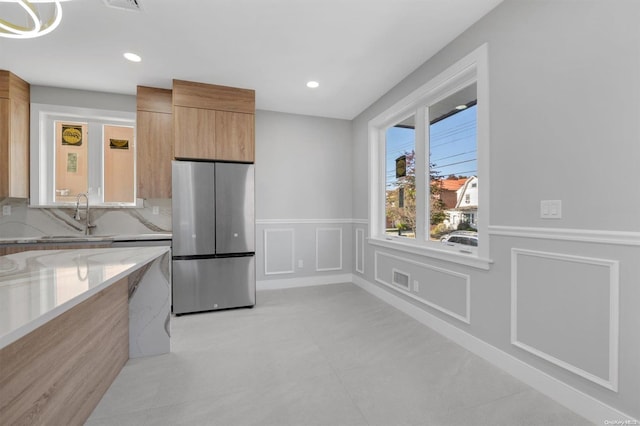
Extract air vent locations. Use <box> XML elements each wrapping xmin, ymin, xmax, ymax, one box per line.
<box><xmin>103</xmin><ymin>0</ymin><xmax>142</xmax><ymax>12</ymax></box>
<box><xmin>392</xmin><ymin>269</ymin><xmax>410</xmax><ymax>290</ymax></box>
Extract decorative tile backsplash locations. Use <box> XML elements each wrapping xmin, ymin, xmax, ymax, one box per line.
<box><xmin>0</xmin><ymin>198</ymin><xmax>171</xmax><ymax>239</ymax></box>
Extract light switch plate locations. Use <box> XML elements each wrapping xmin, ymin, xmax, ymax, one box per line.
<box><xmin>540</xmin><ymin>200</ymin><xmax>562</xmax><ymax>219</ymax></box>
<box><xmin>2</xmin><ymin>205</ymin><xmax>10</xmax><ymax>216</ymax></box>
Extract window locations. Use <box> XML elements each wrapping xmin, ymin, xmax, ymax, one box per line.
<box><xmin>369</xmin><ymin>45</ymin><xmax>489</xmax><ymax>268</ymax></box>
<box><xmin>385</xmin><ymin>115</ymin><xmax>415</xmax><ymax>239</ymax></box>
<box><xmin>30</xmin><ymin>103</ymin><xmax>137</xmax><ymax>206</ymax></box>
<box><xmin>54</xmin><ymin>121</ymin><xmax>135</xmax><ymax>204</ymax></box>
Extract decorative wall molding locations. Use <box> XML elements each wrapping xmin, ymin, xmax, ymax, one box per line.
<box><xmin>374</xmin><ymin>251</ymin><xmax>470</xmax><ymax>324</ymax></box>
<box><xmin>511</xmin><ymin>248</ymin><xmax>619</xmax><ymax>392</ymax></box>
<box><xmin>257</xmin><ymin>218</ymin><xmax>358</xmax><ymax>225</ymax></box>
<box><xmin>490</xmin><ymin>225</ymin><xmax>640</xmax><ymax>246</ymax></box>
<box><xmin>257</xmin><ymin>274</ymin><xmax>353</xmax><ymax>291</ymax></box>
<box><xmin>355</xmin><ymin>228</ymin><xmax>365</xmax><ymax>274</ymax></box>
<box><xmin>316</xmin><ymin>228</ymin><xmax>343</xmax><ymax>272</ymax></box>
<box><xmin>368</xmin><ymin>237</ymin><xmax>492</xmax><ymax>270</ymax></box>
<box><xmin>351</xmin><ymin>275</ymin><xmax>636</xmax><ymax>425</ymax></box>
<box><xmin>263</xmin><ymin>228</ymin><xmax>295</xmax><ymax>275</ymax></box>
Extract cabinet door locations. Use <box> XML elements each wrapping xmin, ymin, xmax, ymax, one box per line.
<box><xmin>0</xmin><ymin>98</ymin><xmax>9</xmax><ymax>197</ymax></box>
<box><xmin>136</xmin><ymin>110</ymin><xmax>173</xmax><ymax>198</ymax></box>
<box><xmin>0</xmin><ymin>71</ymin><xmax>30</xmax><ymax>199</ymax></box>
<box><xmin>215</xmin><ymin>110</ymin><xmax>254</xmax><ymax>162</ymax></box>
<box><xmin>9</xmin><ymin>97</ymin><xmax>29</xmax><ymax>197</ymax></box>
<box><xmin>173</xmin><ymin>106</ymin><xmax>216</xmax><ymax>160</ymax></box>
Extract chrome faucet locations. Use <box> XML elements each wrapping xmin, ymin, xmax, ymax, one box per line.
<box><xmin>74</xmin><ymin>193</ymin><xmax>96</xmax><ymax>235</ymax></box>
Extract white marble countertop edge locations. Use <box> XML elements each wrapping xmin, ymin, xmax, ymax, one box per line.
<box><xmin>0</xmin><ymin>247</ymin><xmax>170</xmax><ymax>349</ymax></box>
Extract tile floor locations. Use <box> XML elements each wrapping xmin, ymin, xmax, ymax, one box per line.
<box><xmin>86</xmin><ymin>283</ymin><xmax>592</xmax><ymax>426</ymax></box>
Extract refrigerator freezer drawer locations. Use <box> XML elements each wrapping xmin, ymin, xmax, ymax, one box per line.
<box><xmin>172</xmin><ymin>256</ymin><xmax>255</xmax><ymax>314</ymax></box>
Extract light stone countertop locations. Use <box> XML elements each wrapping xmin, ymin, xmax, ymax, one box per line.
<box><xmin>0</xmin><ymin>246</ymin><xmax>170</xmax><ymax>349</ymax></box>
<box><xmin>0</xmin><ymin>233</ymin><xmax>172</xmax><ymax>244</ymax></box>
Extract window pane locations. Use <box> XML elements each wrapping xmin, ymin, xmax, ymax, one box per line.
<box><xmin>104</xmin><ymin>125</ymin><xmax>135</xmax><ymax>203</ymax></box>
<box><xmin>55</xmin><ymin>121</ymin><xmax>88</xmax><ymax>203</ymax></box>
<box><xmin>385</xmin><ymin>116</ymin><xmax>416</xmax><ymax>239</ymax></box>
<box><xmin>428</xmin><ymin>89</ymin><xmax>477</xmax><ymax>245</ymax></box>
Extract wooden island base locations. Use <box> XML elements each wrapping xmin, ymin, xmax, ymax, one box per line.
<box><xmin>0</xmin><ymin>278</ymin><xmax>128</xmax><ymax>425</ymax></box>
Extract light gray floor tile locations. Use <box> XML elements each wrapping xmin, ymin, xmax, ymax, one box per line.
<box><xmin>87</xmin><ymin>283</ymin><xmax>590</xmax><ymax>426</ymax></box>
<box><xmin>89</xmin><ymin>373</ymin><xmax>368</xmax><ymax>426</ymax></box>
<box><xmin>429</xmin><ymin>388</ymin><xmax>592</xmax><ymax>426</ymax></box>
<box><xmin>337</xmin><ymin>346</ymin><xmax>532</xmax><ymax>425</ymax></box>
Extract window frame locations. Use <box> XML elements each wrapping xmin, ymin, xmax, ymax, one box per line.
<box><xmin>30</xmin><ymin>103</ymin><xmax>138</xmax><ymax>207</ymax></box>
<box><xmin>368</xmin><ymin>44</ymin><xmax>491</xmax><ymax>269</ymax></box>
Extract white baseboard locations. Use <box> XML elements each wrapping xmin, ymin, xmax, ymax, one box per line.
<box><xmin>351</xmin><ymin>274</ymin><xmax>637</xmax><ymax>425</ymax></box>
<box><xmin>257</xmin><ymin>273</ymin><xmax>353</xmax><ymax>291</ymax></box>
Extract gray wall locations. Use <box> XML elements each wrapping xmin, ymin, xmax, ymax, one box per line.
<box><xmin>31</xmin><ymin>86</ymin><xmax>136</xmax><ymax>111</ymax></box>
<box><xmin>255</xmin><ymin>110</ymin><xmax>352</xmax><ymax>220</ymax></box>
<box><xmin>255</xmin><ymin>110</ymin><xmax>354</xmax><ymax>284</ymax></box>
<box><xmin>351</xmin><ymin>0</ymin><xmax>639</xmax><ymax>419</ymax></box>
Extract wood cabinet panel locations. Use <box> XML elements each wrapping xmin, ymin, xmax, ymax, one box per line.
<box><xmin>9</xmin><ymin>97</ymin><xmax>29</xmax><ymax>197</ymax></box>
<box><xmin>0</xmin><ymin>71</ymin><xmax>9</xmax><ymax>98</ymax></box>
<box><xmin>215</xmin><ymin>111</ymin><xmax>255</xmax><ymax>162</ymax></box>
<box><xmin>0</xmin><ymin>278</ymin><xmax>128</xmax><ymax>425</ymax></box>
<box><xmin>0</xmin><ymin>70</ymin><xmax>30</xmax><ymax>198</ymax></box>
<box><xmin>136</xmin><ymin>110</ymin><xmax>173</xmax><ymax>199</ymax></box>
<box><xmin>137</xmin><ymin>86</ymin><xmax>172</xmax><ymax>114</ymax></box>
<box><xmin>173</xmin><ymin>79</ymin><xmax>254</xmax><ymax>114</ymax></box>
<box><xmin>0</xmin><ymin>98</ymin><xmax>9</xmax><ymax>197</ymax></box>
<box><xmin>172</xmin><ymin>80</ymin><xmax>255</xmax><ymax>162</ymax></box>
<box><xmin>136</xmin><ymin>86</ymin><xmax>173</xmax><ymax>199</ymax></box>
<box><xmin>173</xmin><ymin>106</ymin><xmax>216</xmax><ymax>160</ymax></box>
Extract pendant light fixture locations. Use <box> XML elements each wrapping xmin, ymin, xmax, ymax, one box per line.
<box><xmin>0</xmin><ymin>0</ymin><xmax>63</xmax><ymax>39</ymax></box>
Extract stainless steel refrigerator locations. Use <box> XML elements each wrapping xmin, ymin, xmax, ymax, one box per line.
<box><xmin>171</xmin><ymin>160</ymin><xmax>255</xmax><ymax>315</ymax></box>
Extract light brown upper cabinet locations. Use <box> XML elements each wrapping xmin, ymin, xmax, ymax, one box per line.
<box><xmin>215</xmin><ymin>110</ymin><xmax>255</xmax><ymax>163</ymax></box>
<box><xmin>136</xmin><ymin>86</ymin><xmax>173</xmax><ymax>199</ymax></box>
<box><xmin>172</xmin><ymin>80</ymin><xmax>255</xmax><ymax>162</ymax></box>
<box><xmin>0</xmin><ymin>70</ymin><xmax>30</xmax><ymax>198</ymax></box>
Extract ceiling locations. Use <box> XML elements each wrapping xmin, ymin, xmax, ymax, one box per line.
<box><xmin>0</xmin><ymin>0</ymin><xmax>502</xmax><ymax>120</ymax></box>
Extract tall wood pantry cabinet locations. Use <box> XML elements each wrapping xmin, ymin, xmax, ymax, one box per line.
<box><xmin>136</xmin><ymin>86</ymin><xmax>173</xmax><ymax>199</ymax></box>
<box><xmin>0</xmin><ymin>70</ymin><xmax>30</xmax><ymax>198</ymax></box>
<box><xmin>172</xmin><ymin>80</ymin><xmax>255</xmax><ymax>163</ymax></box>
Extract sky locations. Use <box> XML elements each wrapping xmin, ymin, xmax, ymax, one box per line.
<box><xmin>386</xmin><ymin>105</ymin><xmax>477</xmax><ymax>188</ymax></box>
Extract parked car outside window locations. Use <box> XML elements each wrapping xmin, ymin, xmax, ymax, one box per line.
<box><xmin>440</xmin><ymin>230</ymin><xmax>478</xmax><ymax>247</ymax></box>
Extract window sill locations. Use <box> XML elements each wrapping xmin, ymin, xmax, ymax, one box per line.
<box><xmin>368</xmin><ymin>236</ymin><xmax>493</xmax><ymax>270</ymax></box>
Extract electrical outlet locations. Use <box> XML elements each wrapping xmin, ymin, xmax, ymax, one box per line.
<box><xmin>413</xmin><ymin>280</ymin><xmax>419</xmax><ymax>292</ymax></box>
<box><xmin>540</xmin><ymin>200</ymin><xmax>562</xmax><ymax>219</ymax></box>
<box><xmin>2</xmin><ymin>205</ymin><xmax>10</xmax><ymax>216</ymax></box>
<box><xmin>298</xmin><ymin>260</ymin><xmax>304</xmax><ymax>268</ymax></box>
<box><xmin>152</xmin><ymin>206</ymin><xmax>160</xmax><ymax>215</ymax></box>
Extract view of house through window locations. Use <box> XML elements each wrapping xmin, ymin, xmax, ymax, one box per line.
<box><xmin>384</xmin><ymin>84</ymin><xmax>478</xmax><ymax>247</ymax></box>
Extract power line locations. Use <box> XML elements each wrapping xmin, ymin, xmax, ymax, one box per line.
<box><xmin>431</xmin><ymin>150</ymin><xmax>476</xmax><ymax>163</ymax></box>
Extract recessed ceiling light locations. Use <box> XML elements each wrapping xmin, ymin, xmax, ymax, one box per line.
<box><xmin>306</xmin><ymin>81</ymin><xmax>319</xmax><ymax>89</ymax></box>
<box><xmin>455</xmin><ymin>104</ymin><xmax>467</xmax><ymax>110</ymax></box>
<box><xmin>123</xmin><ymin>52</ymin><xmax>142</xmax><ymax>62</ymax></box>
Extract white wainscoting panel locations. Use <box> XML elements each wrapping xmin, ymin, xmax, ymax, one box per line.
<box><xmin>511</xmin><ymin>248</ymin><xmax>619</xmax><ymax>391</ymax></box>
<box><xmin>352</xmin><ymin>274</ymin><xmax>636</xmax><ymax>425</ymax></box>
<box><xmin>316</xmin><ymin>228</ymin><xmax>343</xmax><ymax>272</ymax></box>
<box><xmin>374</xmin><ymin>251</ymin><xmax>470</xmax><ymax>324</ymax></box>
<box><xmin>263</xmin><ymin>228</ymin><xmax>295</xmax><ymax>275</ymax></box>
<box><xmin>355</xmin><ymin>228</ymin><xmax>365</xmax><ymax>274</ymax></box>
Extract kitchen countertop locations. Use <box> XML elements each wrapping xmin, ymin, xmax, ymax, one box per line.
<box><xmin>0</xmin><ymin>233</ymin><xmax>172</xmax><ymax>244</ymax></box>
<box><xmin>0</xmin><ymin>246</ymin><xmax>170</xmax><ymax>349</ymax></box>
